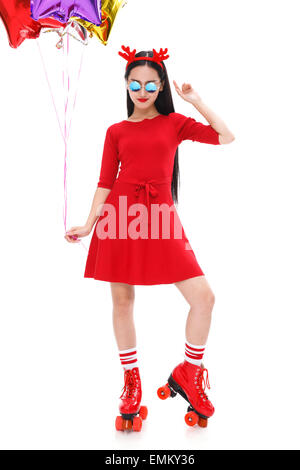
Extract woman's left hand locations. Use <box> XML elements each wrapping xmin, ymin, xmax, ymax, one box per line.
<box><xmin>173</xmin><ymin>80</ymin><xmax>202</xmax><ymax>105</ymax></box>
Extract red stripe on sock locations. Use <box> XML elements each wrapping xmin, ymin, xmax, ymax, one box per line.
<box><xmin>121</xmin><ymin>358</ymin><xmax>137</xmax><ymax>365</ymax></box>
<box><xmin>185</xmin><ymin>351</ymin><xmax>204</xmax><ymax>359</ymax></box>
<box><xmin>119</xmin><ymin>351</ymin><xmax>137</xmax><ymax>357</ymax></box>
<box><xmin>185</xmin><ymin>343</ymin><xmax>205</xmax><ymax>352</ymax></box>
<box><xmin>185</xmin><ymin>352</ymin><xmax>204</xmax><ymax>360</ymax></box>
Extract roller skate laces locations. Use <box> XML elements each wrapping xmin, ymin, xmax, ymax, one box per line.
<box><xmin>119</xmin><ymin>368</ymin><xmax>139</xmax><ymax>401</ymax></box>
<box><xmin>194</xmin><ymin>366</ymin><xmax>211</xmax><ymax>402</ymax></box>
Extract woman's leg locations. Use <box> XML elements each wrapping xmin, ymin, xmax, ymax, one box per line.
<box><xmin>158</xmin><ymin>275</ymin><xmax>215</xmax><ymax>422</ymax></box>
<box><xmin>174</xmin><ymin>275</ymin><xmax>215</xmax><ymax>345</ymax></box>
<box><xmin>111</xmin><ymin>282</ymin><xmax>144</xmax><ymax>423</ymax></box>
<box><xmin>110</xmin><ymin>282</ymin><xmax>136</xmax><ymax>350</ymax></box>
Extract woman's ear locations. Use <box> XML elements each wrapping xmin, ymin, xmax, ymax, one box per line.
<box><xmin>159</xmin><ymin>80</ymin><xmax>165</xmax><ymax>92</ymax></box>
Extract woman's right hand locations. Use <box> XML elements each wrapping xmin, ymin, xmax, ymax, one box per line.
<box><xmin>64</xmin><ymin>224</ymin><xmax>92</xmax><ymax>243</ymax></box>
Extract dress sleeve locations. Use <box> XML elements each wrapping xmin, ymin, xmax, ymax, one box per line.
<box><xmin>97</xmin><ymin>126</ymin><xmax>120</xmax><ymax>189</ymax></box>
<box><xmin>170</xmin><ymin>112</ymin><xmax>220</xmax><ymax>145</ymax></box>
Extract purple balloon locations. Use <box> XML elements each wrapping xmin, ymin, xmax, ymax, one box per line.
<box><xmin>30</xmin><ymin>1</ymin><xmax>102</xmax><ymax>25</ymax></box>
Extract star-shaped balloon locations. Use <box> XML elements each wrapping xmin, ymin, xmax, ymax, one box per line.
<box><xmin>0</xmin><ymin>0</ymin><xmax>66</xmax><ymax>48</ymax></box>
<box><xmin>73</xmin><ymin>0</ymin><xmax>124</xmax><ymax>46</ymax></box>
<box><xmin>30</xmin><ymin>1</ymin><xmax>102</xmax><ymax>26</ymax></box>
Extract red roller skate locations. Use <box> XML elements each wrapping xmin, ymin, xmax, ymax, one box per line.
<box><xmin>115</xmin><ymin>367</ymin><xmax>148</xmax><ymax>432</ymax></box>
<box><xmin>157</xmin><ymin>361</ymin><xmax>214</xmax><ymax>428</ymax></box>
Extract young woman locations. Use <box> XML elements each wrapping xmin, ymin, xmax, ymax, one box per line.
<box><xmin>65</xmin><ymin>45</ymin><xmax>235</xmax><ymax>430</ymax></box>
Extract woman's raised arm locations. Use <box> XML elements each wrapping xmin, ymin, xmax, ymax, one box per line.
<box><xmin>173</xmin><ymin>80</ymin><xmax>235</xmax><ymax>144</ymax></box>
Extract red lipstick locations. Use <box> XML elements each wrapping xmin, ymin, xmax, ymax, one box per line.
<box><xmin>138</xmin><ymin>98</ymin><xmax>148</xmax><ymax>102</ymax></box>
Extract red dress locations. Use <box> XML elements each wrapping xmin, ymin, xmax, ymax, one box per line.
<box><xmin>84</xmin><ymin>112</ymin><xmax>220</xmax><ymax>285</ymax></box>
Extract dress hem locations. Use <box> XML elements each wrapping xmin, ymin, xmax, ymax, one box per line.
<box><xmin>83</xmin><ymin>272</ymin><xmax>205</xmax><ymax>285</ymax></box>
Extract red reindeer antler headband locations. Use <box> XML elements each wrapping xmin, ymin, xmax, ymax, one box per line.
<box><xmin>118</xmin><ymin>45</ymin><xmax>169</xmax><ymax>70</ymax></box>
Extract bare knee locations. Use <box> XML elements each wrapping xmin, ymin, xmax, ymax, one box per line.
<box><xmin>112</xmin><ymin>290</ymin><xmax>135</xmax><ymax>317</ymax></box>
<box><xmin>191</xmin><ymin>287</ymin><xmax>215</xmax><ymax>312</ymax></box>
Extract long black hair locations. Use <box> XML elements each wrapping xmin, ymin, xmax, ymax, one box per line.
<box><xmin>124</xmin><ymin>50</ymin><xmax>180</xmax><ymax>205</ymax></box>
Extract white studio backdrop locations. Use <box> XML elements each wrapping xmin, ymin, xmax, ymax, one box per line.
<box><xmin>0</xmin><ymin>0</ymin><xmax>299</xmax><ymax>450</ymax></box>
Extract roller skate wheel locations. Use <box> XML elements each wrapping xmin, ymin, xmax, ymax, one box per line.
<box><xmin>198</xmin><ymin>417</ymin><xmax>208</xmax><ymax>428</ymax></box>
<box><xmin>157</xmin><ymin>384</ymin><xmax>171</xmax><ymax>400</ymax></box>
<box><xmin>139</xmin><ymin>405</ymin><xmax>148</xmax><ymax>420</ymax></box>
<box><xmin>184</xmin><ymin>411</ymin><xmax>199</xmax><ymax>427</ymax></box>
<box><xmin>115</xmin><ymin>416</ymin><xmax>124</xmax><ymax>431</ymax></box>
<box><xmin>132</xmin><ymin>416</ymin><xmax>143</xmax><ymax>432</ymax></box>
<box><xmin>123</xmin><ymin>419</ymin><xmax>133</xmax><ymax>431</ymax></box>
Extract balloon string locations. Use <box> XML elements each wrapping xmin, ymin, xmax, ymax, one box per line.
<box><xmin>67</xmin><ymin>45</ymin><xmax>85</xmax><ymax>141</ymax></box>
<box><xmin>62</xmin><ymin>34</ymin><xmax>69</xmax><ymax>235</ymax></box>
<box><xmin>62</xmin><ymin>35</ymin><xmax>88</xmax><ymax>252</ymax></box>
<box><xmin>37</xmin><ymin>35</ymin><xmax>87</xmax><ymax>252</ymax></box>
<box><xmin>36</xmin><ymin>39</ymin><xmax>65</xmax><ymax>143</ymax></box>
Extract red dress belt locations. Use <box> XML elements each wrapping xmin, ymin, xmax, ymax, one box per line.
<box><xmin>115</xmin><ymin>176</ymin><xmax>172</xmax><ymax>226</ymax></box>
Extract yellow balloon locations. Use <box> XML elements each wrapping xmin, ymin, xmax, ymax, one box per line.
<box><xmin>71</xmin><ymin>0</ymin><xmax>125</xmax><ymax>46</ymax></box>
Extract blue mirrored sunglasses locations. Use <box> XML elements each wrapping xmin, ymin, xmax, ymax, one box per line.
<box><xmin>129</xmin><ymin>81</ymin><xmax>159</xmax><ymax>93</ymax></box>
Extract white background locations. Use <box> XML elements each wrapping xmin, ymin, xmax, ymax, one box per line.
<box><xmin>0</xmin><ymin>0</ymin><xmax>299</xmax><ymax>450</ymax></box>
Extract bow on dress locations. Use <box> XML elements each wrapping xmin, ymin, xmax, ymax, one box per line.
<box><xmin>134</xmin><ymin>181</ymin><xmax>159</xmax><ymax>226</ymax></box>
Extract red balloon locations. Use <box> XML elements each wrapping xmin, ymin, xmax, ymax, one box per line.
<box><xmin>0</xmin><ymin>0</ymin><xmax>66</xmax><ymax>48</ymax></box>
